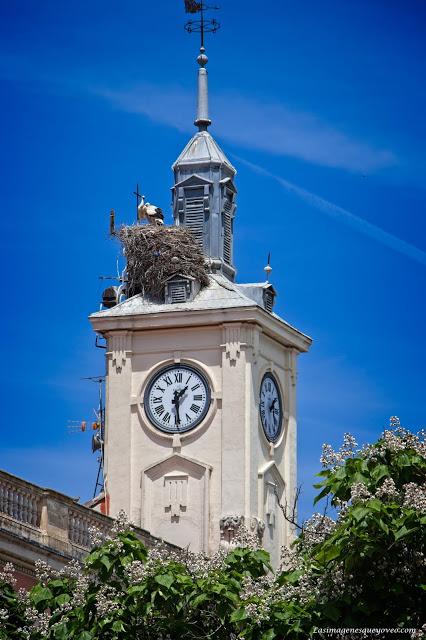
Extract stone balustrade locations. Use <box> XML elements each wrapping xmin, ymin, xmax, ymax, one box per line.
<box><xmin>0</xmin><ymin>469</ymin><xmax>175</xmax><ymax>578</ymax></box>
<box><xmin>0</xmin><ymin>474</ymin><xmax>41</xmax><ymax>527</ymax></box>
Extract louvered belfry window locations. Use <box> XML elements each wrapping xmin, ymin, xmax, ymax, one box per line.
<box><xmin>223</xmin><ymin>198</ymin><xmax>232</xmax><ymax>264</ymax></box>
<box><xmin>263</xmin><ymin>290</ymin><xmax>274</xmax><ymax>313</ymax></box>
<box><xmin>169</xmin><ymin>281</ymin><xmax>187</xmax><ymax>303</ymax></box>
<box><xmin>184</xmin><ymin>188</ymin><xmax>204</xmax><ymax>248</ymax></box>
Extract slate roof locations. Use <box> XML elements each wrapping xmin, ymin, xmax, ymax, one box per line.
<box><xmin>92</xmin><ymin>275</ymin><xmax>275</xmax><ymax>317</ymax></box>
<box><xmin>91</xmin><ymin>274</ymin><xmax>311</xmax><ymax>346</ymax></box>
<box><xmin>172</xmin><ymin>131</ymin><xmax>235</xmax><ymax>174</ymax></box>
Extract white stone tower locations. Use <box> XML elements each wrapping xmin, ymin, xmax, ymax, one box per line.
<box><xmin>90</xmin><ymin>35</ymin><xmax>311</xmax><ymax>567</ymax></box>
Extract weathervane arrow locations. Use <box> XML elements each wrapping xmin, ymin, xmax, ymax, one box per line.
<box><xmin>184</xmin><ymin>0</ymin><xmax>203</xmax><ymax>12</ymax></box>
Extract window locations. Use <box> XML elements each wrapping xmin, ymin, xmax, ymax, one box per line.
<box><xmin>263</xmin><ymin>290</ymin><xmax>274</xmax><ymax>313</ymax></box>
<box><xmin>223</xmin><ymin>188</ymin><xmax>234</xmax><ymax>264</ymax></box>
<box><xmin>184</xmin><ymin>188</ymin><xmax>204</xmax><ymax>248</ymax></box>
<box><xmin>169</xmin><ymin>281</ymin><xmax>187</xmax><ymax>303</ymax></box>
<box><xmin>223</xmin><ymin>200</ymin><xmax>232</xmax><ymax>264</ymax></box>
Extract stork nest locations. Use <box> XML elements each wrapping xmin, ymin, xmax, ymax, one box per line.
<box><xmin>117</xmin><ymin>224</ymin><xmax>210</xmax><ymax>300</ymax></box>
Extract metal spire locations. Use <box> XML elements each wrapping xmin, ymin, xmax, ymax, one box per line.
<box><xmin>195</xmin><ymin>47</ymin><xmax>211</xmax><ymax>131</ymax></box>
<box><xmin>184</xmin><ymin>2</ymin><xmax>220</xmax><ymax>131</ymax></box>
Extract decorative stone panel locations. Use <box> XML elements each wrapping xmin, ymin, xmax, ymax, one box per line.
<box><xmin>142</xmin><ymin>454</ymin><xmax>211</xmax><ymax>553</ymax></box>
<box><xmin>108</xmin><ymin>332</ymin><xmax>132</xmax><ymax>374</ymax></box>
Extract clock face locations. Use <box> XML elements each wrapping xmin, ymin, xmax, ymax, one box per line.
<box><xmin>259</xmin><ymin>373</ymin><xmax>283</xmax><ymax>443</ymax></box>
<box><xmin>144</xmin><ymin>364</ymin><xmax>210</xmax><ymax>434</ymax></box>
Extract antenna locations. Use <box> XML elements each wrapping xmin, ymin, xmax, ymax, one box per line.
<box><xmin>184</xmin><ymin>2</ymin><xmax>220</xmax><ymax>48</ymax></box>
<box><xmin>98</xmin><ymin>252</ymin><xmax>128</xmax><ymax>309</ymax></box>
<box><xmin>81</xmin><ymin>376</ymin><xmax>106</xmax><ymax>498</ymax></box>
<box><xmin>66</xmin><ymin>420</ymin><xmax>87</xmax><ymax>433</ymax></box>
<box><xmin>67</xmin><ymin>376</ymin><xmax>106</xmax><ymax>498</ymax></box>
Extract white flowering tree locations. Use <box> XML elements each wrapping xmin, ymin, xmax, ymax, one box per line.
<box><xmin>0</xmin><ymin>420</ymin><xmax>425</xmax><ymax>639</ymax></box>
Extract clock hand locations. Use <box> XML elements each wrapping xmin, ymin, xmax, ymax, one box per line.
<box><xmin>172</xmin><ymin>390</ymin><xmax>181</xmax><ymax>425</ymax></box>
<box><xmin>175</xmin><ymin>385</ymin><xmax>189</xmax><ymax>425</ymax></box>
<box><xmin>177</xmin><ymin>385</ymin><xmax>188</xmax><ymax>399</ymax></box>
<box><xmin>269</xmin><ymin>397</ymin><xmax>277</xmax><ymax>412</ymax></box>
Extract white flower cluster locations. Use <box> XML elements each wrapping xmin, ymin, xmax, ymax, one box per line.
<box><xmin>88</xmin><ymin>524</ymin><xmax>106</xmax><ymax>547</ymax></box>
<box><xmin>125</xmin><ymin>559</ymin><xmax>148</xmax><ymax>584</ymax></box>
<box><xmin>241</xmin><ymin>574</ymin><xmax>274</xmax><ymax>601</ymax></box>
<box><xmin>403</xmin><ymin>482</ymin><xmax>426</xmax><ymax>513</ymax></box>
<box><xmin>278</xmin><ymin>545</ymin><xmax>302</xmax><ymax>573</ymax></box>
<box><xmin>70</xmin><ymin>573</ymin><xmax>90</xmax><ymax>608</ymax></box>
<box><xmin>59</xmin><ymin>558</ymin><xmax>83</xmax><ymax>580</ymax></box>
<box><xmin>244</xmin><ymin>600</ymin><xmax>270</xmax><ymax>626</ymax></box>
<box><xmin>373</xmin><ymin>424</ymin><xmax>426</xmax><ymax>459</ymax></box>
<box><xmin>278</xmin><ymin>569</ymin><xmax>321</xmax><ymax>606</ymax></box>
<box><xmin>185</xmin><ymin>547</ymin><xmax>228</xmax><ymax>578</ymax></box>
<box><xmin>34</xmin><ymin>559</ymin><xmax>58</xmax><ymax>585</ymax></box>
<box><xmin>375</xmin><ymin>477</ymin><xmax>399</xmax><ymax>500</ymax></box>
<box><xmin>124</xmin><ymin>540</ymin><xmax>187</xmax><ymax>585</ymax></box>
<box><xmin>241</xmin><ymin>575</ymin><xmax>295</xmax><ymax>626</ymax></box>
<box><xmin>111</xmin><ymin>509</ymin><xmax>134</xmax><ymax>535</ymax></box>
<box><xmin>231</xmin><ymin>524</ymin><xmax>261</xmax><ymax>550</ymax></box>
<box><xmin>382</xmin><ymin>428</ymin><xmax>412</xmax><ymax>453</ymax></box>
<box><xmin>350</xmin><ymin>482</ymin><xmax>372</xmax><ymax>503</ymax></box>
<box><xmin>95</xmin><ymin>584</ymin><xmax>120</xmax><ymax>617</ymax></box>
<box><xmin>302</xmin><ymin>513</ymin><xmax>337</xmax><ymax>549</ymax></box>
<box><xmin>24</xmin><ymin>606</ymin><xmax>51</xmax><ymax>636</ymax></box>
<box><xmin>322</xmin><ymin>420</ymin><xmax>426</xmax><ymax>472</ymax></box>
<box><xmin>320</xmin><ymin>433</ymin><xmax>358</xmax><ymax>468</ymax></box>
<box><xmin>318</xmin><ymin>561</ymin><xmax>362</xmax><ymax>601</ymax></box>
<box><xmin>0</xmin><ymin>561</ymin><xmax>16</xmax><ymax>587</ymax></box>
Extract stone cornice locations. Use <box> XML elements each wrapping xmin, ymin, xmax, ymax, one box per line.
<box><xmin>90</xmin><ymin>305</ymin><xmax>312</xmax><ymax>353</ymax></box>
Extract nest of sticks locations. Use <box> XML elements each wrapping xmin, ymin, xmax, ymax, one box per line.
<box><xmin>117</xmin><ymin>224</ymin><xmax>210</xmax><ymax>300</ymax></box>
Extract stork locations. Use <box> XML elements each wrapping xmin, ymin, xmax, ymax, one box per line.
<box><xmin>137</xmin><ymin>196</ymin><xmax>164</xmax><ymax>226</ymax></box>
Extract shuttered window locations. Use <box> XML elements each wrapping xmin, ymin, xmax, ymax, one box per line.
<box><xmin>184</xmin><ymin>188</ymin><xmax>204</xmax><ymax>247</ymax></box>
<box><xmin>223</xmin><ymin>198</ymin><xmax>232</xmax><ymax>264</ymax></box>
<box><xmin>169</xmin><ymin>281</ymin><xmax>187</xmax><ymax>303</ymax></box>
<box><xmin>264</xmin><ymin>291</ymin><xmax>274</xmax><ymax>313</ymax></box>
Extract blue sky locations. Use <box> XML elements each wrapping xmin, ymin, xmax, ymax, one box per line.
<box><xmin>1</xmin><ymin>0</ymin><xmax>425</xmax><ymax>521</ymax></box>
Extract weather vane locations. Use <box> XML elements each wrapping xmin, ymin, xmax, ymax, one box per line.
<box><xmin>184</xmin><ymin>1</ymin><xmax>220</xmax><ymax>49</ymax></box>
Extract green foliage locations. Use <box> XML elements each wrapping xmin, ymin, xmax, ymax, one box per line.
<box><xmin>0</xmin><ymin>575</ymin><xmax>27</xmax><ymax>640</ymax></box>
<box><xmin>1</xmin><ymin>425</ymin><xmax>425</xmax><ymax>638</ymax></box>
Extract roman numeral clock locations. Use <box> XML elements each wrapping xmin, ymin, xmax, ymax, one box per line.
<box><xmin>90</xmin><ymin>28</ymin><xmax>312</xmax><ymax>567</ymax></box>
<box><xmin>259</xmin><ymin>373</ymin><xmax>283</xmax><ymax>443</ymax></box>
<box><xmin>144</xmin><ymin>365</ymin><xmax>210</xmax><ymax>433</ymax></box>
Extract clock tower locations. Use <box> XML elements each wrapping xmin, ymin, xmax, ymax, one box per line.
<box><xmin>90</xmin><ymin>37</ymin><xmax>311</xmax><ymax>567</ymax></box>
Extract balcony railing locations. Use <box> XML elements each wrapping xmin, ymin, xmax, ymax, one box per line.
<box><xmin>0</xmin><ymin>476</ymin><xmax>41</xmax><ymax>528</ymax></box>
<box><xmin>0</xmin><ymin>469</ymin><xmax>168</xmax><ymax>563</ymax></box>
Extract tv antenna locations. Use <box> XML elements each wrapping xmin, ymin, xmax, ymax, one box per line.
<box><xmin>82</xmin><ymin>376</ymin><xmax>106</xmax><ymax>498</ymax></box>
<box><xmin>66</xmin><ymin>377</ymin><xmax>106</xmax><ymax>498</ymax></box>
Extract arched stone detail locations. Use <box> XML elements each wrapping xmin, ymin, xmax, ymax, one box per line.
<box><xmin>141</xmin><ymin>453</ymin><xmax>212</xmax><ymax>553</ymax></box>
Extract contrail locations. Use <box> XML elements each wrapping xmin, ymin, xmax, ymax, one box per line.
<box><xmin>233</xmin><ymin>154</ymin><xmax>426</xmax><ymax>267</ymax></box>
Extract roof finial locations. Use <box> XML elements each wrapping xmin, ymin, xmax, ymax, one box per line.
<box><xmin>264</xmin><ymin>252</ymin><xmax>272</xmax><ymax>282</ymax></box>
<box><xmin>184</xmin><ymin>2</ymin><xmax>220</xmax><ymax>132</ymax></box>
